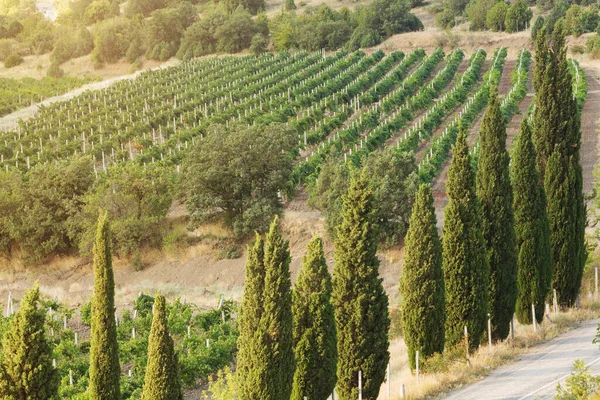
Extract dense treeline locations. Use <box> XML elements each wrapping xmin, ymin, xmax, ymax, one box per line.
<box><xmin>0</xmin><ymin>0</ymin><xmax>422</xmax><ymax>74</ymax></box>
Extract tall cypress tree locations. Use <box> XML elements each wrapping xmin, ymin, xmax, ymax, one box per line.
<box><xmin>332</xmin><ymin>170</ymin><xmax>389</xmax><ymax>400</ymax></box>
<box><xmin>260</xmin><ymin>216</ymin><xmax>294</xmax><ymax>400</ymax></box>
<box><xmin>237</xmin><ymin>234</ymin><xmax>269</xmax><ymax>399</ymax></box>
<box><xmin>533</xmin><ymin>23</ymin><xmax>586</xmax><ymax>307</ymax></box>
<box><xmin>0</xmin><ymin>283</ymin><xmax>58</xmax><ymax>400</ymax></box>
<box><xmin>141</xmin><ymin>295</ymin><xmax>183</xmax><ymax>400</ymax></box>
<box><xmin>89</xmin><ymin>211</ymin><xmax>121</xmax><ymax>400</ymax></box>
<box><xmin>400</xmin><ymin>184</ymin><xmax>444</xmax><ymax>371</ymax></box>
<box><xmin>476</xmin><ymin>86</ymin><xmax>518</xmax><ymax>341</ymax></box>
<box><xmin>512</xmin><ymin>119</ymin><xmax>553</xmax><ymax>324</ymax></box>
<box><xmin>443</xmin><ymin>129</ymin><xmax>490</xmax><ymax>351</ymax></box>
<box><xmin>291</xmin><ymin>236</ymin><xmax>337</xmax><ymax>400</ymax></box>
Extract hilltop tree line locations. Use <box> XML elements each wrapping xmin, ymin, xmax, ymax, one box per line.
<box><xmin>0</xmin><ymin>0</ymin><xmax>422</xmax><ymax>72</ymax></box>
<box><xmin>401</xmin><ymin>23</ymin><xmax>585</xmax><ymax>368</ymax></box>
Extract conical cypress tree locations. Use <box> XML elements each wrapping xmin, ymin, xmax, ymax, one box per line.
<box><xmin>89</xmin><ymin>211</ymin><xmax>121</xmax><ymax>400</ymax></box>
<box><xmin>0</xmin><ymin>283</ymin><xmax>58</xmax><ymax>399</ymax></box>
<box><xmin>141</xmin><ymin>295</ymin><xmax>183</xmax><ymax>400</ymax></box>
<box><xmin>260</xmin><ymin>216</ymin><xmax>294</xmax><ymax>400</ymax></box>
<box><xmin>533</xmin><ymin>23</ymin><xmax>586</xmax><ymax>307</ymax></box>
<box><xmin>475</xmin><ymin>86</ymin><xmax>518</xmax><ymax>341</ymax></box>
<box><xmin>400</xmin><ymin>184</ymin><xmax>444</xmax><ymax>371</ymax></box>
<box><xmin>545</xmin><ymin>147</ymin><xmax>585</xmax><ymax>307</ymax></box>
<box><xmin>291</xmin><ymin>236</ymin><xmax>337</xmax><ymax>400</ymax></box>
<box><xmin>512</xmin><ymin>119</ymin><xmax>553</xmax><ymax>324</ymax></box>
<box><xmin>332</xmin><ymin>170</ymin><xmax>389</xmax><ymax>400</ymax></box>
<box><xmin>237</xmin><ymin>234</ymin><xmax>270</xmax><ymax>399</ymax></box>
<box><xmin>533</xmin><ymin>27</ymin><xmax>548</xmax><ymax>93</ymax></box>
<box><xmin>443</xmin><ymin>129</ymin><xmax>490</xmax><ymax>351</ymax></box>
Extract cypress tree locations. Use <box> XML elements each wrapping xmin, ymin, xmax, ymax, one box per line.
<box><xmin>141</xmin><ymin>295</ymin><xmax>183</xmax><ymax>400</ymax></box>
<box><xmin>332</xmin><ymin>170</ymin><xmax>389</xmax><ymax>400</ymax></box>
<box><xmin>533</xmin><ymin>23</ymin><xmax>586</xmax><ymax>307</ymax></box>
<box><xmin>533</xmin><ymin>27</ymin><xmax>548</xmax><ymax>93</ymax></box>
<box><xmin>512</xmin><ymin>119</ymin><xmax>553</xmax><ymax>324</ymax></box>
<box><xmin>400</xmin><ymin>184</ymin><xmax>444</xmax><ymax>371</ymax></box>
<box><xmin>260</xmin><ymin>216</ymin><xmax>294</xmax><ymax>400</ymax></box>
<box><xmin>443</xmin><ymin>129</ymin><xmax>490</xmax><ymax>351</ymax></box>
<box><xmin>0</xmin><ymin>283</ymin><xmax>59</xmax><ymax>399</ymax></box>
<box><xmin>89</xmin><ymin>211</ymin><xmax>121</xmax><ymax>400</ymax></box>
<box><xmin>237</xmin><ymin>234</ymin><xmax>269</xmax><ymax>399</ymax></box>
<box><xmin>475</xmin><ymin>86</ymin><xmax>518</xmax><ymax>341</ymax></box>
<box><xmin>291</xmin><ymin>236</ymin><xmax>337</xmax><ymax>400</ymax></box>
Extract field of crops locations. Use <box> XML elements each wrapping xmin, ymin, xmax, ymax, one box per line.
<box><xmin>1</xmin><ymin>47</ymin><xmax>564</xmax><ymax>185</ymax></box>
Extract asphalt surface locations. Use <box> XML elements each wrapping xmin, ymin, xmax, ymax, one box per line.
<box><xmin>444</xmin><ymin>319</ymin><xmax>600</xmax><ymax>400</ymax></box>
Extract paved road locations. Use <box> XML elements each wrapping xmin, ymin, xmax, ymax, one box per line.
<box><xmin>444</xmin><ymin>319</ymin><xmax>600</xmax><ymax>400</ymax></box>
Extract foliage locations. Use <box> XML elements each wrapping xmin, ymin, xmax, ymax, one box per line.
<box><xmin>442</xmin><ymin>130</ymin><xmax>489</xmax><ymax>351</ymax></box>
<box><xmin>79</xmin><ymin>163</ymin><xmax>173</xmax><ymax>257</ymax></box>
<box><xmin>89</xmin><ymin>211</ymin><xmax>121</xmax><ymax>400</ymax></box>
<box><xmin>486</xmin><ymin>1</ymin><xmax>509</xmax><ymax>31</ymax></box>
<box><xmin>182</xmin><ymin>123</ymin><xmax>297</xmax><ymax>238</ymax></box>
<box><xmin>504</xmin><ymin>0</ymin><xmax>532</xmax><ymax>32</ymax></box>
<box><xmin>512</xmin><ymin>119</ymin><xmax>553</xmax><ymax>324</ymax></box>
<box><xmin>92</xmin><ymin>17</ymin><xmax>131</xmax><ymax>66</ymax></box>
<box><xmin>332</xmin><ymin>171</ymin><xmax>389</xmax><ymax>400</ymax></box>
<box><xmin>534</xmin><ymin>26</ymin><xmax>586</xmax><ymax>308</ymax></box>
<box><xmin>0</xmin><ymin>283</ymin><xmax>59</xmax><ymax>399</ymax></box>
<box><xmin>586</xmin><ymin>34</ymin><xmax>600</xmax><ymax>58</ymax></box>
<box><xmin>555</xmin><ymin>360</ymin><xmax>600</xmax><ymax>400</ymax></box>
<box><xmin>531</xmin><ymin>15</ymin><xmax>545</xmax><ymax>41</ymax></box>
<box><xmin>140</xmin><ymin>295</ymin><xmax>183</xmax><ymax>400</ymax></box>
<box><xmin>466</xmin><ymin>0</ymin><xmax>498</xmax><ymax>30</ymax></box>
<box><xmin>51</xmin><ymin>26</ymin><xmax>93</xmax><ymax>65</ymax></box>
<box><xmin>400</xmin><ymin>184</ymin><xmax>445</xmax><ymax>371</ymax></box>
<box><xmin>291</xmin><ymin>236</ymin><xmax>337</xmax><ymax>400</ymax></box>
<box><xmin>476</xmin><ymin>86</ymin><xmax>517</xmax><ymax>341</ymax></box>
<box><xmin>3</xmin><ymin>52</ymin><xmax>22</xmax><ymax>68</ymax></box>
<box><xmin>47</xmin><ymin>62</ymin><xmax>65</xmax><ymax>78</ymax></box>
<box><xmin>285</xmin><ymin>0</ymin><xmax>296</xmax><ymax>11</ymax></box>
<box><xmin>250</xmin><ymin>33</ymin><xmax>268</xmax><ymax>55</ymax></box>
<box><xmin>145</xmin><ymin>2</ymin><xmax>198</xmax><ymax>61</ymax></box>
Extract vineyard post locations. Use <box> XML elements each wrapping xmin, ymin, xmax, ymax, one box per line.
<box><xmin>488</xmin><ymin>315</ymin><xmax>492</xmax><ymax>350</ymax></box>
<box><xmin>75</xmin><ymin>332</ymin><xmax>78</xmax><ymax>347</ymax></box>
<box><xmin>387</xmin><ymin>363</ymin><xmax>390</xmax><ymax>398</ymax></box>
<box><xmin>53</xmin><ymin>359</ymin><xmax>56</xmax><ymax>369</ymax></box>
<box><xmin>595</xmin><ymin>266</ymin><xmax>598</xmax><ymax>298</ymax></box>
<box><xmin>531</xmin><ymin>304</ymin><xmax>537</xmax><ymax>333</ymax></box>
<box><xmin>400</xmin><ymin>384</ymin><xmax>406</xmax><ymax>398</ymax></box>
<box><xmin>464</xmin><ymin>326</ymin><xmax>469</xmax><ymax>358</ymax></box>
<box><xmin>416</xmin><ymin>351</ymin><xmax>420</xmax><ymax>384</ymax></box>
<box><xmin>510</xmin><ymin>316</ymin><xmax>515</xmax><ymax>341</ymax></box>
<box><xmin>553</xmin><ymin>290</ymin><xmax>558</xmax><ymax>314</ymax></box>
<box><xmin>63</xmin><ymin>315</ymin><xmax>67</xmax><ymax>330</ymax></box>
<box><xmin>358</xmin><ymin>370</ymin><xmax>363</xmax><ymax>400</ymax></box>
<box><xmin>69</xmin><ymin>369</ymin><xmax>73</xmax><ymax>386</ymax></box>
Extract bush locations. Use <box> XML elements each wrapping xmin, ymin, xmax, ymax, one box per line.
<box><xmin>250</xmin><ymin>33</ymin><xmax>268</xmax><ymax>54</ymax></box>
<box><xmin>504</xmin><ymin>0</ymin><xmax>532</xmax><ymax>33</ymax></box>
<box><xmin>571</xmin><ymin>44</ymin><xmax>585</xmax><ymax>54</ymax></box>
<box><xmin>555</xmin><ymin>360</ymin><xmax>600</xmax><ymax>399</ymax></box>
<box><xmin>217</xmin><ymin>244</ymin><xmax>242</xmax><ymax>260</ymax></box>
<box><xmin>486</xmin><ymin>1</ymin><xmax>509</xmax><ymax>31</ymax></box>
<box><xmin>0</xmin><ymin>39</ymin><xmax>17</xmax><ymax>61</ymax></box>
<box><xmin>3</xmin><ymin>53</ymin><xmax>23</xmax><ymax>68</ymax></box>
<box><xmin>47</xmin><ymin>62</ymin><xmax>64</xmax><ymax>78</ymax></box>
<box><xmin>435</xmin><ymin>8</ymin><xmax>457</xmax><ymax>28</ymax></box>
<box><xmin>586</xmin><ymin>33</ymin><xmax>600</xmax><ymax>58</ymax></box>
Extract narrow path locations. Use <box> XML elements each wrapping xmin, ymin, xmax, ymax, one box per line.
<box><xmin>0</xmin><ymin>59</ymin><xmax>180</xmax><ymax>130</ymax></box>
<box><xmin>444</xmin><ymin>319</ymin><xmax>600</xmax><ymax>400</ymax></box>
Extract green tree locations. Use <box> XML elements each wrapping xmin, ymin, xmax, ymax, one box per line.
<box><xmin>285</xmin><ymin>0</ymin><xmax>296</xmax><ymax>10</ymax></box>
<box><xmin>511</xmin><ymin>119</ymin><xmax>553</xmax><ymax>324</ymax></box>
<box><xmin>531</xmin><ymin>15</ymin><xmax>544</xmax><ymax>41</ymax></box>
<box><xmin>476</xmin><ymin>87</ymin><xmax>517</xmax><ymax>341</ymax></box>
<box><xmin>443</xmin><ymin>129</ymin><xmax>489</xmax><ymax>350</ymax></box>
<box><xmin>291</xmin><ymin>236</ymin><xmax>337</xmax><ymax>400</ymax></box>
<box><xmin>250</xmin><ymin>33</ymin><xmax>268</xmax><ymax>55</ymax></box>
<box><xmin>0</xmin><ymin>283</ymin><xmax>59</xmax><ymax>399</ymax></box>
<box><xmin>400</xmin><ymin>184</ymin><xmax>445</xmax><ymax>371</ymax></box>
<box><xmin>504</xmin><ymin>0</ymin><xmax>532</xmax><ymax>33</ymax></box>
<box><xmin>332</xmin><ymin>171</ymin><xmax>389</xmax><ymax>400</ymax></box>
<box><xmin>260</xmin><ymin>216</ymin><xmax>294</xmax><ymax>400</ymax></box>
<box><xmin>467</xmin><ymin>0</ymin><xmax>498</xmax><ymax>30</ymax></box>
<box><xmin>486</xmin><ymin>1</ymin><xmax>509</xmax><ymax>31</ymax></box>
<box><xmin>182</xmin><ymin>123</ymin><xmax>297</xmax><ymax>238</ymax></box>
<box><xmin>141</xmin><ymin>295</ymin><xmax>183</xmax><ymax>400</ymax></box>
<box><xmin>534</xmin><ymin>25</ymin><xmax>586</xmax><ymax>307</ymax></box>
<box><xmin>236</xmin><ymin>234</ymin><xmax>268</xmax><ymax>399</ymax></box>
<box><xmin>89</xmin><ymin>211</ymin><xmax>120</xmax><ymax>400</ymax></box>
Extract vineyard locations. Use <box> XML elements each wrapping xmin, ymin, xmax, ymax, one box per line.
<box><xmin>0</xmin><ymin>47</ymin><xmax>587</xmax><ymax>261</ymax></box>
<box><xmin>0</xmin><ymin>292</ymin><xmax>238</xmax><ymax>399</ymax></box>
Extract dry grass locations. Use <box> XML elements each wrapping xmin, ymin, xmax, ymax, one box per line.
<box><xmin>381</xmin><ymin>305</ymin><xmax>600</xmax><ymax>399</ymax></box>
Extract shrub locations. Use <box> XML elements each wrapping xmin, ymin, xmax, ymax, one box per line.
<box><xmin>47</xmin><ymin>62</ymin><xmax>64</xmax><ymax>78</ymax></box>
<box><xmin>3</xmin><ymin>53</ymin><xmax>22</xmax><ymax>68</ymax></box>
<box><xmin>486</xmin><ymin>1</ymin><xmax>509</xmax><ymax>31</ymax></box>
<box><xmin>250</xmin><ymin>33</ymin><xmax>268</xmax><ymax>55</ymax></box>
<box><xmin>217</xmin><ymin>244</ymin><xmax>242</xmax><ymax>260</ymax></box>
<box><xmin>0</xmin><ymin>39</ymin><xmax>17</xmax><ymax>61</ymax></box>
